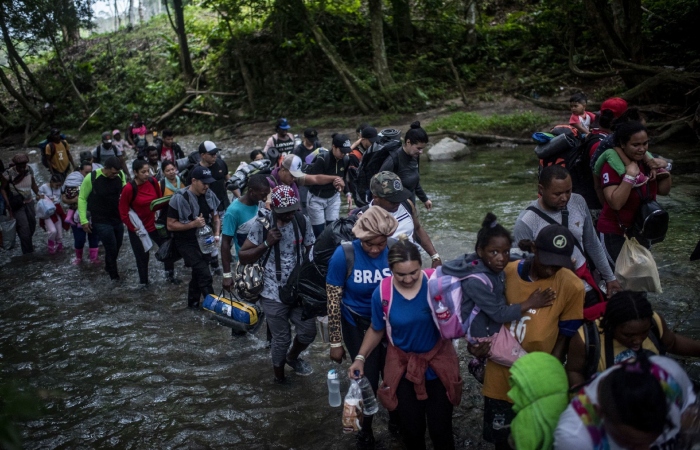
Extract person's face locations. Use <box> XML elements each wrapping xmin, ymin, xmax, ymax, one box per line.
<box><xmin>599</xmin><ymin>413</ymin><xmax>661</xmax><ymax>450</ymax></box>
<box><xmin>103</xmin><ymin>138</ymin><xmax>112</xmax><ymax>149</ymax></box>
<box><xmin>277</xmin><ymin>128</ymin><xmax>288</xmax><ymax>138</ymax></box>
<box><xmin>539</xmin><ymin>176</ymin><xmax>572</xmax><ymax>211</ymax></box>
<box><xmin>477</xmin><ymin>236</ymin><xmax>511</xmax><ymax>273</ymax></box>
<box><xmin>570</xmin><ymin>102</ymin><xmax>586</xmax><ymax>116</ymax></box>
<box><xmin>51</xmin><ymin>134</ymin><xmax>61</xmax><ymax>143</ymax></box>
<box><xmin>276</xmin><ymin>210</ymin><xmax>296</xmax><ymax>223</ymax></box>
<box><xmin>332</xmin><ymin>146</ymin><xmax>345</xmax><ymax>160</ymax></box>
<box><xmin>360</xmin><ymin>235</ymin><xmax>388</xmax><ymax>259</ymax></box>
<box><xmin>191</xmin><ymin>178</ymin><xmax>208</xmax><ymax>195</ymax></box>
<box><xmin>14</xmin><ymin>162</ymin><xmax>28</xmax><ymax>174</ymax></box>
<box><xmin>404</xmin><ymin>140</ymin><xmax>426</xmax><ymax>158</ymax></box>
<box><xmin>249</xmin><ymin>185</ymin><xmax>271</xmax><ymax>203</ymax></box>
<box><xmin>200</xmin><ymin>152</ymin><xmax>216</xmax><ymax>166</ymax></box>
<box><xmin>148</xmin><ymin>151</ymin><xmax>159</xmax><ymax>164</ymax></box>
<box><xmin>132</xmin><ymin>113</ymin><xmax>140</xmax><ymax>122</ymax></box>
<box><xmin>278</xmin><ymin>167</ymin><xmax>294</xmax><ymax>186</ymax></box>
<box><xmin>136</xmin><ymin>166</ymin><xmax>150</xmax><ymax>182</ymax></box>
<box><xmin>532</xmin><ymin>247</ymin><xmax>563</xmax><ymax>279</ymax></box>
<box><xmin>253</xmin><ymin>153</ymin><xmax>264</xmax><ymax>162</ymax></box>
<box><xmin>373</xmin><ymin>195</ymin><xmax>400</xmax><ymax>213</ymax></box>
<box><xmin>613</xmin><ymin>318</ymin><xmax>652</xmax><ymax>351</ymax></box>
<box><xmin>163</xmin><ymin>136</ymin><xmax>174</xmax><ymax>147</ymax></box>
<box><xmin>621</xmin><ymin>131</ymin><xmax>649</xmax><ymax>162</ymax></box>
<box><xmin>81</xmin><ymin>164</ymin><xmax>93</xmax><ymax>176</ymax></box>
<box><xmin>360</xmin><ymin>138</ymin><xmax>372</xmax><ymax>149</ymax></box>
<box><xmin>164</xmin><ymin>164</ymin><xmax>177</xmax><ymax>180</ymax></box>
<box><xmin>391</xmin><ymin>260</ymin><xmax>422</xmax><ymax>289</ymax></box>
<box><xmin>50</xmin><ymin>180</ymin><xmax>63</xmax><ymax>190</ymax></box>
<box><xmin>113</xmin><ymin>133</ymin><xmax>122</xmax><ymax>142</ymax></box>
<box><xmin>104</xmin><ymin>167</ymin><xmax>120</xmax><ymax>179</ymax></box>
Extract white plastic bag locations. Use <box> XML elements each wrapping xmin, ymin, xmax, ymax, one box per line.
<box><xmin>0</xmin><ymin>215</ymin><xmax>16</xmax><ymax>250</ymax></box>
<box><xmin>35</xmin><ymin>198</ymin><xmax>56</xmax><ymax>220</ymax></box>
<box><xmin>614</xmin><ymin>237</ymin><xmax>662</xmax><ymax>293</ymax></box>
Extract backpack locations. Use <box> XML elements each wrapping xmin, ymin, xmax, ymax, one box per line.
<box><xmin>632</xmin><ymin>187</ymin><xmax>669</xmax><ymax>245</ymax></box>
<box><xmin>380</xmin><ymin>269</ymin><xmax>435</xmax><ymax>345</ymax></box>
<box><xmin>299</xmin><ymin>241</ymin><xmax>355</xmax><ymax>320</ymax></box>
<box><xmin>351</xmin><ymin>139</ymin><xmax>403</xmax><ymax>207</ymax></box>
<box><xmin>582</xmin><ymin>317</ymin><xmax>666</xmax><ymax>379</ymax></box>
<box><xmin>425</xmin><ymin>265</ymin><xmax>493</xmax><ymax>340</ymax></box>
<box><xmin>127</xmin><ymin>177</ymin><xmax>159</xmax><ymax>206</ymax></box>
<box><xmin>226</xmin><ymin>159</ymin><xmax>273</xmax><ymax>192</ymax></box>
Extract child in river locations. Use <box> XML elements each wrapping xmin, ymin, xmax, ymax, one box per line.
<box><xmin>439</xmin><ymin>213</ymin><xmax>555</xmax><ymax>368</ymax></box>
<box><xmin>569</xmin><ymin>93</ymin><xmax>596</xmax><ymax>136</ymax></box>
<box><xmin>38</xmin><ymin>173</ymin><xmax>67</xmax><ymax>254</ymax></box>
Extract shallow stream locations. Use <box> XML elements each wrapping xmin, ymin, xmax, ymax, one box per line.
<box><xmin>1</xmin><ymin>141</ymin><xmax>698</xmax><ymax>449</ymax></box>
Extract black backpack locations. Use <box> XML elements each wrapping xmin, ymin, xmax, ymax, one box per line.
<box><xmin>350</xmin><ymin>139</ymin><xmax>402</xmax><ymax>207</ymax></box>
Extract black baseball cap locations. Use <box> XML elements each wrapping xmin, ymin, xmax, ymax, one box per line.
<box><xmin>191</xmin><ymin>165</ymin><xmax>216</xmax><ymax>184</ymax></box>
<box><xmin>361</xmin><ymin>126</ymin><xmax>379</xmax><ymax>144</ymax></box>
<box><xmin>534</xmin><ymin>224</ymin><xmax>575</xmax><ymax>270</ymax></box>
<box><xmin>332</xmin><ymin>134</ymin><xmax>352</xmax><ymax>154</ymax></box>
<box><xmin>303</xmin><ymin>128</ymin><xmax>318</xmax><ymax>140</ymax></box>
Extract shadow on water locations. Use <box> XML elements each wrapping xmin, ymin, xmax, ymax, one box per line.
<box><xmin>1</xmin><ymin>142</ymin><xmax>699</xmax><ymax>448</ymax></box>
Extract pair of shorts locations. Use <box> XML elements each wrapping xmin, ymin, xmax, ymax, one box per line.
<box><xmin>482</xmin><ymin>396</ymin><xmax>515</xmax><ymax>444</ymax></box>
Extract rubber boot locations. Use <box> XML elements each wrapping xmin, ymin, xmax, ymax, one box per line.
<box><xmin>89</xmin><ymin>248</ymin><xmax>100</xmax><ymax>264</ymax></box>
<box><xmin>273</xmin><ymin>365</ymin><xmax>286</xmax><ymax>384</ymax></box>
<box><xmin>56</xmin><ymin>241</ymin><xmax>64</xmax><ymax>252</ymax></box>
<box><xmin>72</xmin><ymin>248</ymin><xmax>83</xmax><ymax>265</ymax></box>
<box><xmin>47</xmin><ymin>240</ymin><xmax>56</xmax><ymax>255</ymax></box>
<box><xmin>165</xmin><ymin>270</ymin><xmax>182</xmax><ymax>285</ymax></box>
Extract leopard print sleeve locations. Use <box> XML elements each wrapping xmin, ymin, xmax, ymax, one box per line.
<box><xmin>326</xmin><ymin>284</ymin><xmax>344</xmax><ymax>344</ymax></box>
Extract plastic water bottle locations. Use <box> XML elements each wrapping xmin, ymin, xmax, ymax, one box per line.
<box><xmin>342</xmin><ymin>379</ymin><xmax>363</xmax><ymax>433</ymax></box>
<box><xmin>327</xmin><ymin>369</ymin><xmax>341</xmax><ymax>407</ymax></box>
<box><xmin>197</xmin><ymin>224</ymin><xmax>215</xmax><ymax>254</ymax></box>
<box><xmin>353</xmin><ymin>371</ymin><xmax>378</xmax><ymax>415</ymax></box>
<box><xmin>435</xmin><ymin>297</ymin><xmax>451</xmax><ymax>322</ymax></box>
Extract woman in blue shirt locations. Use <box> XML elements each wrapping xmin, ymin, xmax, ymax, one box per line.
<box><xmin>348</xmin><ymin>237</ymin><xmax>462</xmax><ymax>450</ymax></box>
<box><xmin>326</xmin><ymin>206</ymin><xmax>398</xmax><ymax>448</ymax></box>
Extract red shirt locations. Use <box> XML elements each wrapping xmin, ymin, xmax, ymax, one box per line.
<box><xmin>161</xmin><ymin>146</ymin><xmax>174</xmax><ymax>163</ymax></box>
<box><xmin>118</xmin><ymin>179</ymin><xmax>163</xmax><ymax>233</ymax></box>
<box><xmin>597</xmin><ymin>162</ymin><xmax>657</xmax><ymax>235</ymax></box>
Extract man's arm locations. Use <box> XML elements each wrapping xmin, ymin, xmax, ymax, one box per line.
<box><xmin>409</xmin><ymin>202</ymin><xmax>441</xmax><ymax>267</ymax></box>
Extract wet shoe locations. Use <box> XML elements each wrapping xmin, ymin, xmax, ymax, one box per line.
<box><xmin>285</xmin><ymin>357</ymin><xmax>313</xmax><ymax>376</ymax></box>
<box><xmin>656</xmin><ymin>168</ymin><xmax>670</xmax><ymax>181</ymax></box>
<box><xmin>166</xmin><ymin>275</ymin><xmax>182</xmax><ymax>285</ymax></box>
<box><xmin>188</xmin><ymin>302</ymin><xmax>200</xmax><ymax>309</ymax></box>
<box><xmin>356</xmin><ymin>429</ymin><xmax>375</xmax><ymax>450</ymax></box>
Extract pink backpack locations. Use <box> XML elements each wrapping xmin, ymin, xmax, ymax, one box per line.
<box><xmin>380</xmin><ymin>269</ymin><xmax>434</xmax><ymax>346</ymax></box>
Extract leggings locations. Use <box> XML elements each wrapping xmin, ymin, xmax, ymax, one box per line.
<box><xmin>395</xmin><ymin>377</ymin><xmax>454</xmax><ymax>450</ymax></box>
<box><xmin>127</xmin><ymin>230</ymin><xmax>174</xmax><ymax>284</ymax></box>
<box><xmin>72</xmin><ymin>224</ymin><xmax>100</xmax><ymax>249</ymax></box>
<box><xmin>45</xmin><ymin>216</ymin><xmax>63</xmax><ymax>242</ymax></box>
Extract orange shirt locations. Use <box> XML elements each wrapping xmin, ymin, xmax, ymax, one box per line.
<box><xmin>482</xmin><ymin>260</ymin><xmax>584</xmax><ymax>402</ymax></box>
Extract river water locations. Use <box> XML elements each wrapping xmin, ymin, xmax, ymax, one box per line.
<box><xmin>1</xmin><ymin>141</ymin><xmax>699</xmax><ymax>449</ymax></box>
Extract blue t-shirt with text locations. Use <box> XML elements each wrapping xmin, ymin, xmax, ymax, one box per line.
<box><xmin>326</xmin><ymin>239</ymin><xmax>391</xmax><ymax>327</ymax></box>
<box><xmin>221</xmin><ymin>199</ymin><xmax>259</xmax><ymax>255</ymax></box>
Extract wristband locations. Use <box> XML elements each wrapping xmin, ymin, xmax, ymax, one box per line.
<box><xmin>264</xmin><ymin>240</ymin><xmax>269</xmax><ymax>248</ymax></box>
<box><xmin>430</xmin><ymin>253</ymin><xmax>441</xmax><ymax>261</ymax></box>
<box><xmin>330</xmin><ymin>342</ymin><xmax>343</xmax><ymax>348</ymax></box>
<box><xmin>622</xmin><ymin>175</ymin><xmax>635</xmax><ymax>185</ymax></box>
<box><xmin>665</xmin><ymin>163</ymin><xmax>672</xmax><ymax>171</ymax></box>
<box><xmin>222</xmin><ymin>272</ymin><xmax>233</xmax><ymax>279</ymax></box>
<box><xmin>354</xmin><ymin>355</ymin><xmax>365</xmax><ymax>362</ymax></box>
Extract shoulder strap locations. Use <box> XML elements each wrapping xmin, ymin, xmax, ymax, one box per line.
<box><xmin>91</xmin><ymin>170</ymin><xmax>97</xmax><ymax>183</ymax></box>
<box><xmin>49</xmin><ymin>142</ymin><xmax>56</xmax><ymax>157</ymax></box>
<box><xmin>583</xmin><ymin>322</ymin><xmax>601</xmax><ymax>378</ymax></box>
<box><xmin>95</xmin><ymin>145</ymin><xmax>101</xmax><ymax>162</ymax></box>
<box><xmin>649</xmin><ymin>315</ymin><xmax>667</xmax><ymax>355</ymax></box>
<box><xmin>525</xmin><ymin>206</ymin><xmax>584</xmax><ymax>255</ymax></box>
<box><xmin>160</xmin><ymin>178</ymin><xmax>166</xmax><ymax>193</ymax></box>
<box><xmin>341</xmin><ymin>241</ymin><xmax>354</xmax><ymax>280</ymax></box>
<box><xmin>266</xmin><ymin>175</ymin><xmax>277</xmax><ymax>188</ymax></box>
<box><xmin>603</xmin><ymin>330</ymin><xmax>615</xmax><ymax>370</ymax></box>
<box><xmin>380</xmin><ymin>276</ymin><xmax>395</xmax><ymax>346</ymax></box>
<box><xmin>130</xmin><ymin>180</ymin><xmax>138</xmax><ymax>206</ymax></box>
<box><xmin>403</xmin><ymin>198</ymin><xmax>416</xmax><ymax>218</ymax></box>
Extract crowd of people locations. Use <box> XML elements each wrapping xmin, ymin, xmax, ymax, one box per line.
<box><xmin>0</xmin><ymin>105</ymin><xmax>698</xmax><ymax>450</ymax></box>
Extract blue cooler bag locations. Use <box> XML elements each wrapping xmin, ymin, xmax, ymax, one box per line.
<box><xmin>203</xmin><ymin>291</ymin><xmax>263</xmax><ymax>332</ymax></box>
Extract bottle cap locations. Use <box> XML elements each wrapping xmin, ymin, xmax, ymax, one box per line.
<box><xmin>328</xmin><ymin>369</ymin><xmax>338</xmax><ymax>380</ymax></box>
<box><xmin>354</xmin><ymin>370</ymin><xmax>360</xmax><ymax>377</ymax></box>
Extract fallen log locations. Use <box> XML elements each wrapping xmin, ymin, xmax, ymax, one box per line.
<box><xmin>652</xmin><ymin>120</ymin><xmax>691</xmax><ymax>144</ymax></box>
<box><xmin>185</xmin><ymin>90</ymin><xmax>241</xmax><ymax>97</ymax></box>
<box><xmin>618</xmin><ymin>71</ymin><xmax>700</xmax><ymax>102</ymax></box>
<box><xmin>429</xmin><ymin>129</ymin><xmax>533</xmax><ymax>145</ymax></box>
<box><xmin>78</xmin><ymin>106</ymin><xmax>101</xmax><ymax>132</ymax></box>
<box><xmin>181</xmin><ymin>108</ymin><xmax>230</xmax><ymax>119</ymax></box>
<box><xmin>153</xmin><ymin>94</ymin><xmax>195</xmax><ymax>126</ymax></box>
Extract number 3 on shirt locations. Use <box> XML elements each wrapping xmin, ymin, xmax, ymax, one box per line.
<box><xmin>602</xmin><ymin>173</ymin><xmax>609</xmax><ymax>184</ymax></box>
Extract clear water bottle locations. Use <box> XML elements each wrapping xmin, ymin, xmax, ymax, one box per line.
<box><xmin>197</xmin><ymin>224</ymin><xmax>215</xmax><ymax>254</ymax></box>
<box><xmin>353</xmin><ymin>370</ymin><xmax>378</xmax><ymax>415</ymax></box>
<box><xmin>435</xmin><ymin>296</ymin><xmax>451</xmax><ymax>322</ymax></box>
<box><xmin>342</xmin><ymin>379</ymin><xmax>363</xmax><ymax>434</ymax></box>
<box><xmin>327</xmin><ymin>369</ymin><xmax>341</xmax><ymax>407</ymax></box>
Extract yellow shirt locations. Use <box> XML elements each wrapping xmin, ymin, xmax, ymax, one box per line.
<box><xmin>45</xmin><ymin>141</ymin><xmax>71</xmax><ymax>173</ymax></box>
<box><xmin>579</xmin><ymin>312</ymin><xmax>664</xmax><ymax>374</ymax></box>
<box><xmin>482</xmin><ymin>261</ymin><xmax>585</xmax><ymax>402</ymax></box>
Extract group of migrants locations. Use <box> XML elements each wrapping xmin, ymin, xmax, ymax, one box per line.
<box><xmin>0</xmin><ymin>103</ymin><xmax>698</xmax><ymax>450</ymax></box>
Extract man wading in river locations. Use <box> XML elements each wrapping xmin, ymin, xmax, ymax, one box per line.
<box><xmin>167</xmin><ymin>166</ymin><xmax>221</xmax><ymax>309</ymax></box>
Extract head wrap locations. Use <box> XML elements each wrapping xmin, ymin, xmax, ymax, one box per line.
<box><xmin>352</xmin><ymin>206</ymin><xmax>398</xmax><ymax>241</ymax></box>
<box><xmin>507</xmin><ymin>352</ymin><xmax>570</xmax><ymax>450</ymax></box>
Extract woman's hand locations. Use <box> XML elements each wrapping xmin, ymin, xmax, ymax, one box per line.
<box><xmin>330</xmin><ymin>346</ymin><xmax>346</xmax><ymax>363</ymax></box>
<box><xmin>424</xmin><ymin>200</ymin><xmax>433</xmax><ymax>211</ymax></box>
<box><xmin>348</xmin><ymin>360</ymin><xmax>364</xmax><ymax>379</ymax></box>
<box><xmin>624</xmin><ymin>160</ymin><xmax>640</xmax><ymax>178</ymax></box>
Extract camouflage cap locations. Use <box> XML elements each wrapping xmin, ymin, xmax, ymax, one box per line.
<box><xmin>370</xmin><ymin>171</ymin><xmax>412</xmax><ymax>203</ymax></box>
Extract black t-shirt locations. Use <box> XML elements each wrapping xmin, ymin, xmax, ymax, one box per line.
<box><xmin>307</xmin><ymin>152</ymin><xmax>347</xmax><ymax>198</ymax></box>
<box><xmin>167</xmin><ymin>192</ymin><xmax>213</xmax><ymax>241</ymax></box>
<box><xmin>379</xmin><ymin>148</ymin><xmax>428</xmax><ymax>203</ymax></box>
<box><xmin>207</xmin><ymin>158</ymin><xmax>229</xmax><ymax>211</ymax></box>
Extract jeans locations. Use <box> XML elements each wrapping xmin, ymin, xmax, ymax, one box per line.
<box><xmin>396</xmin><ymin>377</ymin><xmax>454</xmax><ymax>450</ymax></box>
<box><xmin>72</xmin><ymin>224</ymin><xmax>100</xmax><ymax>249</ymax></box>
<box><xmin>260</xmin><ymin>296</ymin><xmax>317</xmax><ymax>367</ymax></box>
<box><xmin>14</xmin><ymin>201</ymin><xmax>36</xmax><ymax>254</ymax></box>
<box><xmin>175</xmin><ymin>238</ymin><xmax>213</xmax><ymax>307</ymax></box>
<box><xmin>93</xmin><ymin>221</ymin><xmax>124</xmax><ymax>279</ymax></box>
<box><xmin>128</xmin><ymin>230</ymin><xmax>174</xmax><ymax>284</ymax></box>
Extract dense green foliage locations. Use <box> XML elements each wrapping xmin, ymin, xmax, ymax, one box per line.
<box><xmin>424</xmin><ymin>111</ymin><xmax>550</xmax><ymax>135</ymax></box>
<box><xmin>1</xmin><ymin>0</ymin><xmax>699</xmax><ymax>137</ymax></box>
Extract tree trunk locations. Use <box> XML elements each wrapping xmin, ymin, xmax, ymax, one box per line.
<box><xmin>114</xmin><ymin>0</ymin><xmax>119</xmax><ymax>30</ymax></box>
<box><xmin>49</xmin><ymin>34</ymin><xmax>89</xmax><ymax>113</ymax></box>
<box><xmin>390</xmin><ymin>0</ymin><xmax>413</xmax><ymax>42</ymax></box>
<box><xmin>138</xmin><ymin>0</ymin><xmax>144</xmax><ymax>24</ymax></box>
<box><xmin>583</xmin><ymin>0</ymin><xmax>627</xmax><ymax>60</ymax></box>
<box><xmin>0</xmin><ymin>68</ymin><xmax>42</xmax><ymax>121</ymax></box>
<box><xmin>609</xmin><ymin>0</ymin><xmax>643</xmax><ymax>62</ymax></box>
<box><xmin>128</xmin><ymin>0</ymin><xmax>134</xmax><ymax>26</ymax></box>
<box><xmin>368</xmin><ymin>0</ymin><xmax>394</xmax><ymax>92</ymax></box>
<box><xmin>171</xmin><ymin>0</ymin><xmax>195</xmax><ymax>83</ymax></box>
<box><xmin>217</xmin><ymin>13</ymin><xmax>256</xmax><ymax>113</ymax></box>
<box><xmin>464</xmin><ymin>0</ymin><xmax>477</xmax><ymax>45</ymax></box>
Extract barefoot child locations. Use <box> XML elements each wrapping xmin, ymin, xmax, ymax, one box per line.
<box><xmin>569</xmin><ymin>93</ymin><xmax>596</xmax><ymax>136</ymax></box>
